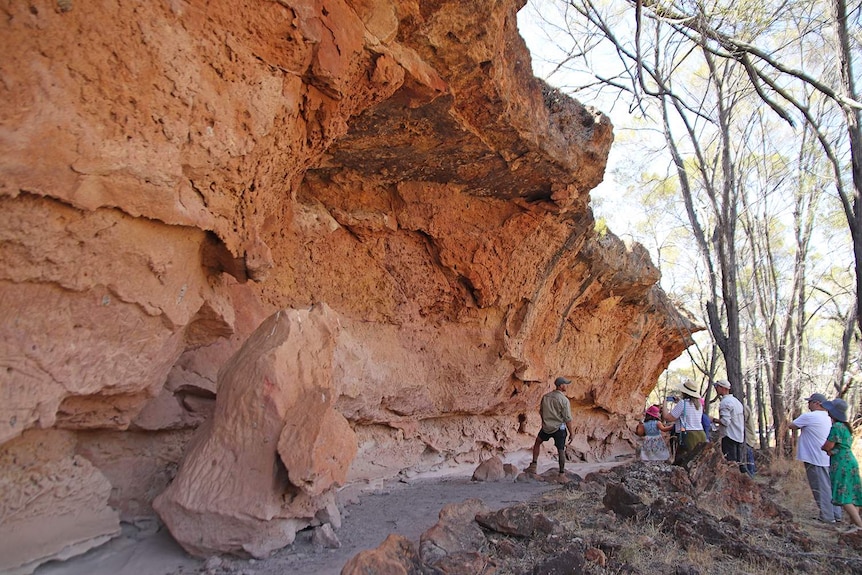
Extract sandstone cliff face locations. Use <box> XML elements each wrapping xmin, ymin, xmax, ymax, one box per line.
<box><xmin>0</xmin><ymin>0</ymin><xmax>697</xmax><ymax>567</ymax></box>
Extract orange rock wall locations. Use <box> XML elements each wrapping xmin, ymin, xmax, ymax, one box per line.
<box><xmin>0</xmin><ymin>0</ymin><xmax>697</xmax><ymax>567</ymax></box>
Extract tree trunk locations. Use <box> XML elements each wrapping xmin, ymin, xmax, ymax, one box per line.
<box><xmin>832</xmin><ymin>0</ymin><xmax>862</xmax><ymax>336</ymax></box>
<box><xmin>837</xmin><ymin>304</ymin><xmax>857</xmax><ymax>396</ymax></box>
<box><xmin>756</xmin><ymin>365</ymin><xmax>767</xmax><ymax>449</ymax></box>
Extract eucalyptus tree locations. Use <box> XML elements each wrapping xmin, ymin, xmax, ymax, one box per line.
<box><xmin>524</xmin><ymin>0</ymin><xmax>773</xmax><ymax>398</ymax></box>
<box><xmin>649</xmin><ymin>0</ymin><xmax>862</xmax><ymax>337</ymax></box>
<box><xmin>528</xmin><ymin>0</ymin><xmax>862</xmax><ymax>329</ymax></box>
<box><xmin>737</xmin><ymin>112</ymin><xmax>826</xmax><ymax>451</ymax></box>
<box><xmin>522</xmin><ymin>0</ymin><xmax>861</xmax><ymax>401</ymax></box>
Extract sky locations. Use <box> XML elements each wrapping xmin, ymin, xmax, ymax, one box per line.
<box><xmin>514</xmin><ymin>0</ymin><xmax>860</xmax><ymax>392</ymax></box>
<box><xmin>516</xmin><ymin>0</ymin><xmax>646</xmax><ymax>242</ymax></box>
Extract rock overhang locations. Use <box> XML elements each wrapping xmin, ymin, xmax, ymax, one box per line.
<box><xmin>0</xmin><ymin>0</ymin><xmax>700</xmax><ymax>568</ymax></box>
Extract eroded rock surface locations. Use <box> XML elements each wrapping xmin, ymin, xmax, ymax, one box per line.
<box><xmin>0</xmin><ymin>0</ymin><xmax>698</xmax><ymax>565</ymax></box>
<box><xmin>0</xmin><ymin>430</ymin><xmax>120</xmax><ymax>575</ymax></box>
<box><xmin>153</xmin><ymin>304</ymin><xmax>353</xmax><ymax>557</ymax></box>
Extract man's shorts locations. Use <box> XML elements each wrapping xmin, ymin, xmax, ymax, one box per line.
<box><xmin>538</xmin><ymin>427</ymin><xmax>567</xmax><ymax>449</ymax></box>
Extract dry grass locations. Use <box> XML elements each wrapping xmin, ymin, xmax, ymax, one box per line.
<box><xmin>764</xmin><ymin>456</ymin><xmax>816</xmax><ymax>512</ymax></box>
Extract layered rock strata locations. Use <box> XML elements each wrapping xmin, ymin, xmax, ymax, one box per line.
<box><xmin>0</xmin><ymin>0</ymin><xmax>697</xmax><ymax>566</ymax></box>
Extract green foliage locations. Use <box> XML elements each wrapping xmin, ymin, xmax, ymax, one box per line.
<box><xmin>594</xmin><ymin>217</ymin><xmax>609</xmax><ymax>237</ymax></box>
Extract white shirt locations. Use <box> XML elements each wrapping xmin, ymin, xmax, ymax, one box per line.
<box><xmin>792</xmin><ymin>410</ymin><xmax>832</xmax><ymax>467</ymax></box>
<box><xmin>670</xmin><ymin>399</ymin><xmax>703</xmax><ymax>430</ymax></box>
<box><xmin>717</xmin><ymin>394</ymin><xmax>745</xmax><ymax>443</ymax></box>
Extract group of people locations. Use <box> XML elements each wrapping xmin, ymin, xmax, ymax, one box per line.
<box><xmin>525</xmin><ymin>375</ymin><xmax>754</xmax><ymax>474</ymax></box>
<box><xmin>791</xmin><ymin>393</ymin><xmax>862</xmax><ymax>533</ymax></box>
<box><xmin>526</xmin><ymin>375</ymin><xmax>758</xmax><ymax>474</ymax></box>
<box><xmin>637</xmin><ymin>378</ymin><xmax>755</xmax><ymax>474</ymax></box>
<box><xmin>524</xmin><ymin>375</ymin><xmax>862</xmax><ymax>535</ymax></box>
<box><xmin>636</xmin><ymin>381</ymin><xmax>862</xmax><ymax>533</ymax></box>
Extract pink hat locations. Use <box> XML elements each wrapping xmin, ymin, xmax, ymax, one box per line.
<box><xmin>645</xmin><ymin>405</ymin><xmax>661</xmax><ymax>419</ymax></box>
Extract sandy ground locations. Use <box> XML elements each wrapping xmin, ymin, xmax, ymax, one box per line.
<box><xmin>34</xmin><ymin>450</ymin><xmax>629</xmax><ymax>575</ymax></box>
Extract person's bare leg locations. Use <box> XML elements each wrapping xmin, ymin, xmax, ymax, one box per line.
<box><xmin>526</xmin><ymin>437</ymin><xmax>542</xmax><ymax>472</ymax></box>
<box><xmin>844</xmin><ymin>503</ymin><xmax>862</xmax><ymax>528</ymax></box>
<box><xmin>532</xmin><ymin>437</ymin><xmax>542</xmax><ymax>462</ymax></box>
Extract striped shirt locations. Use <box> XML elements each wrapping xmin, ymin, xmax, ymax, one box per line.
<box><xmin>670</xmin><ymin>398</ymin><xmax>704</xmax><ymax>431</ymax></box>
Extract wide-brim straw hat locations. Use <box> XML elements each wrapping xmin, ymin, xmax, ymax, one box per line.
<box><xmin>678</xmin><ymin>379</ymin><xmax>702</xmax><ymax>398</ymax></box>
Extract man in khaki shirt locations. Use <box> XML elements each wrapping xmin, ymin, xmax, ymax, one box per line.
<box><xmin>525</xmin><ymin>376</ymin><xmax>574</xmax><ymax>474</ymax></box>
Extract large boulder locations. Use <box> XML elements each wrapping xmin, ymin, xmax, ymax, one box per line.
<box><xmin>153</xmin><ymin>304</ymin><xmax>356</xmax><ymax>557</ymax></box>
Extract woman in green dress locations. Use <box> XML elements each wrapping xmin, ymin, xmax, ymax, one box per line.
<box><xmin>821</xmin><ymin>398</ymin><xmax>862</xmax><ymax>534</ymax></box>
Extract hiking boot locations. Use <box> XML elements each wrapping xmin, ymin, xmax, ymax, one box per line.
<box><xmin>524</xmin><ymin>462</ymin><xmax>537</xmax><ymax>474</ymax></box>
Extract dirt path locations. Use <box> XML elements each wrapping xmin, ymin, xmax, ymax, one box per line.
<box><xmin>35</xmin><ymin>455</ymin><xmax>628</xmax><ymax>575</ymax></box>
<box><xmin>259</xmin><ymin>473</ymin><xmax>561</xmax><ymax>575</ymax></box>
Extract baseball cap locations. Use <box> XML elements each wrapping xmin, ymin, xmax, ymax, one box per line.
<box><xmin>804</xmin><ymin>393</ymin><xmax>827</xmax><ymax>404</ymax></box>
<box><xmin>554</xmin><ymin>376</ymin><xmax>572</xmax><ymax>387</ymax></box>
<box><xmin>713</xmin><ymin>379</ymin><xmax>731</xmax><ymax>390</ymax></box>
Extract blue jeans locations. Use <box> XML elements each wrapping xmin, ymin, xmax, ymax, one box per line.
<box><xmin>744</xmin><ymin>445</ymin><xmax>755</xmax><ymax>476</ymax></box>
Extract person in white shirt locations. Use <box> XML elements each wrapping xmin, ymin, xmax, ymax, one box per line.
<box><xmin>790</xmin><ymin>393</ymin><xmax>842</xmax><ymax>523</ymax></box>
<box><xmin>711</xmin><ymin>379</ymin><xmax>745</xmax><ymax>472</ymax></box>
<box><xmin>662</xmin><ymin>379</ymin><xmax>706</xmax><ymax>460</ymax></box>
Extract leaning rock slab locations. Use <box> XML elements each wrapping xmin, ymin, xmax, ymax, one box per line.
<box><xmin>0</xmin><ymin>430</ymin><xmax>120</xmax><ymax>575</ymax></box>
<box><xmin>153</xmin><ymin>304</ymin><xmax>357</xmax><ymax>558</ymax></box>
